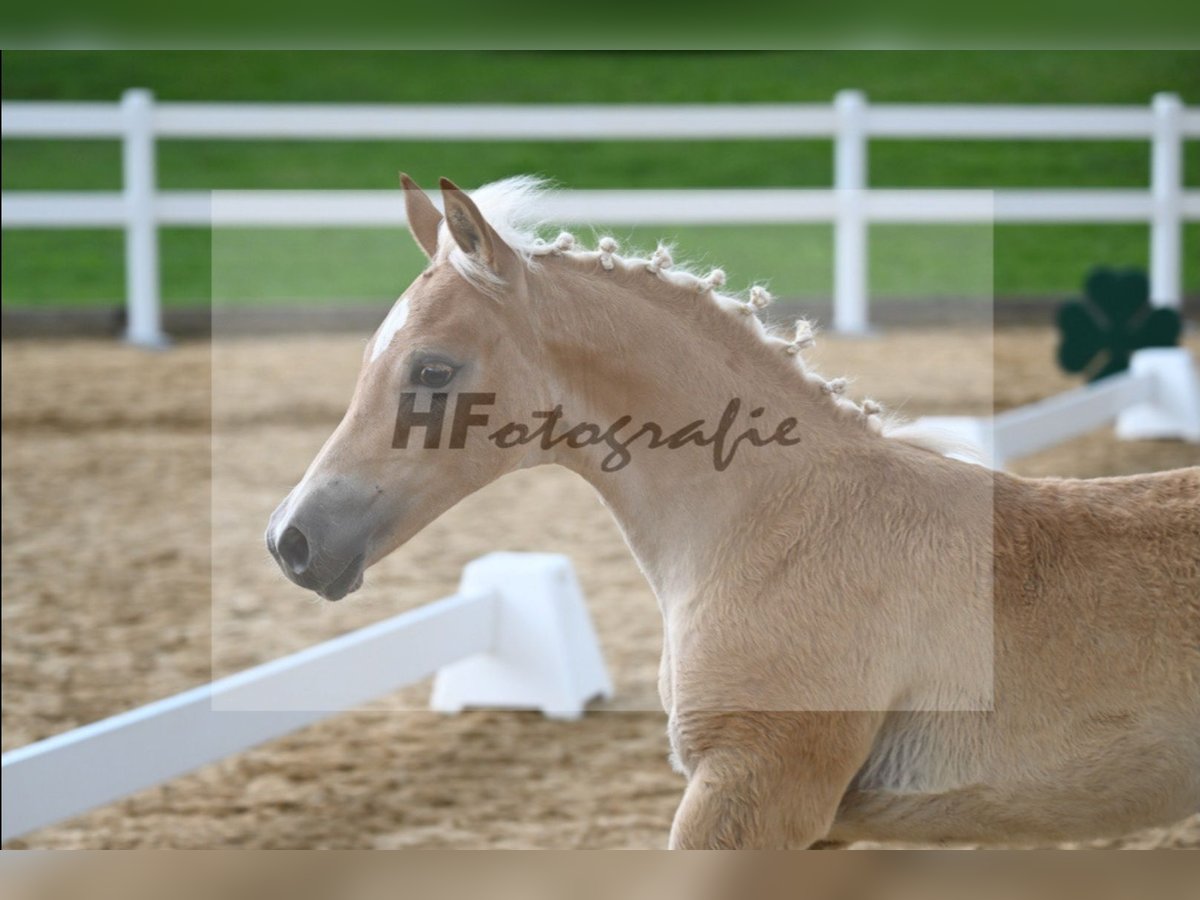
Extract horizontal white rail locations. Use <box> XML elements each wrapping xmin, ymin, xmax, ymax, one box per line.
<box><xmin>159</xmin><ymin>103</ymin><xmax>839</xmax><ymax>140</ymax></box>
<box><xmin>1</xmin><ymin>102</ymin><xmax>128</xmax><ymax>137</ymax></box>
<box><xmin>6</xmin><ymin>188</ymin><xmax>1198</xmax><ymax>228</ymax></box>
<box><xmin>868</xmin><ymin>105</ymin><xmax>1196</xmax><ymax>139</ymax></box>
<box><xmin>6</xmin><ymin>101</ymin><xmax>1200</xmax><ymax>141</ymax></box>
<box><xmin>0</xmin><ymin>589</ymin><xmax>496</xmax><ymax>844</ymax></box>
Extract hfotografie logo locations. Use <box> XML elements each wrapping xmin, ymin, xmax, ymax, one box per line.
<box><xmin>393</xmin><ymin>393</ymin><xmax>802</xmax><ymax>473</ymax></box>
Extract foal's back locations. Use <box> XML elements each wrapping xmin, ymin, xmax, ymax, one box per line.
<box><xmin>993</xmin><ymin>465</ymin><xmax>1200</xmax><ymax>666</ymax></box>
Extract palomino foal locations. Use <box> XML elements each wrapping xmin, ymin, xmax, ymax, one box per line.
<box><xmin>268</xmin><ymin>176</ymin><xmax>1200</xmax><ymax>848</ymax></box>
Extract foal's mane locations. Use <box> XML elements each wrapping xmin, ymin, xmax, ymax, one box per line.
<box><xmin>439</xmin><ymin>176</ymin><xmax>962</xmax><ymax>457</ymax></box>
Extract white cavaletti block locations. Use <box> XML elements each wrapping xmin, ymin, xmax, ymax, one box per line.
<box><xmin>431</xmin><ymin>553</ymin><xmax>613</xmax><ymax>720</ymax></box>
<box><xmin>1116</xmin><ymin>347</ymin><xmax>1200</xmax><ymax>442</ymax></box>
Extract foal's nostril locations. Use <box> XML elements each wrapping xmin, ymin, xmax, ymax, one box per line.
<box><xmin>277</xmin><ymin>526</ymin><xmax>311</xmax><ymax>575</ymax></box>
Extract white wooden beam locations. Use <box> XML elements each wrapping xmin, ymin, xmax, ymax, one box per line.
<box><xmin>4</xmin><ymin>188</ymin><xmax>1197</xmax><ymax>229</ymax></box>
<box><xmin>1</xmin><ymin>552</ymin><xmax>613</xmax><ymax>845</ymax></box>
<box><xmin>0</xmin><ymin>590</ymin><xmax>494</xmax><ymax>844</ymax></box>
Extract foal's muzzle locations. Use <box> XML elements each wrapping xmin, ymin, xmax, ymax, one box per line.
<box><xmin>267</xmin><ymin>479</ymin><xmax>379</xmax><ymax>602</ymax></box>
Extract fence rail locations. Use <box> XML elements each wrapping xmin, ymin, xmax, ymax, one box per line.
<box><xmin>7</xmin><ymin>187</ymin><xmax>1199</xmax><ymax>229</ymax></box>
<box><xmin>2</xmin><ymin>90</ymin><xmax>1195</xmax><ymax>344</ymax></box>
<box><xmin>6</xmin><ymin>100</ymin><xmax>1200</xmax><ymax>141</ymax></box>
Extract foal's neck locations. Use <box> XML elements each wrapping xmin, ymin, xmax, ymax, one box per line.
<box><xmin>536</xmin><ymin>262</ymin><xmax>879</xmax><ymax>602</ymax></box>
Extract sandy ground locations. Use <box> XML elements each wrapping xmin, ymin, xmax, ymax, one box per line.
<box><xmin>2</xmin><ymin>327</ymin><xmax>1197</xmax><ymax>849</ymax></box>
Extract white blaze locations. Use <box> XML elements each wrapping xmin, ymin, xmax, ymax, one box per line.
<box><xmin>371</xmin><ymin>296</ymin><xmax>411</xmax><ymax>362</ymax></box>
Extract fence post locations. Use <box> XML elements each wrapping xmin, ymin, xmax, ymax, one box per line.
<box><xmin>834</xmin><ymin>90</ymin><xmax>869</xmax><ymax>333</ymax></box>
<box><xmin>1150</xmin><ymin>92</ymin><xmax>1183</xmax><ymax>310</ymax></box>
<box><xmin>121</xmin><ymin>88</ymin><xmax>167</xmax><ymax>347</ymax></box>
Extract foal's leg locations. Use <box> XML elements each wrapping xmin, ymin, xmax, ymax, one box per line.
<box><xmin>668</xmin><ymin>712</ymin><xmax>880</xmax><ymax>849</ymax></box>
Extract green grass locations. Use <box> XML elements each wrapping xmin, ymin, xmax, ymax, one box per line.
<box><xmin>3</xmin><ymin>51</ymin><xmax>1199</xmax><ymax>307</ymax></box>
<box><xmin>6</xmin><ymin>50</ymin><xmax>1196</xmax><ymax>104</ymax></box>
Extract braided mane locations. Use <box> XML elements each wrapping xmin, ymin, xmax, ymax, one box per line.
<box><xmin>439</xmin><ymin>176</ymin><xmax>953</xmax><ymax>447</ymax></box>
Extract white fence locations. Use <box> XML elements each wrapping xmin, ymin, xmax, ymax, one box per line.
<box><xmin>2</xmin><ymin>89</ymin><xmax>1198</xmax><ymax>344</ymax></box>
<box><xmin>919</xmin><ymin>348</ymin><xmax>1200</xmax><ymax>469</ymax></box>
<box><xmin>0</xmin><ymin>553</ymin><xmax>612</xmax><ymax>844</ymax></box>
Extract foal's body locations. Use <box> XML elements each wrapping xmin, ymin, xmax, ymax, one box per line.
<box><xmin>643</xmin><ymin>411</ymin><xmax>1198</xmax><ymax>847</ymax></box>
<box><xmin>664</xmin><ymin>462</ymin><xmax>1199</xmax><ymax>848</ymax></box>
<box><xmin>270</xmin><ymin>176</ymin><xmax>1200</xmax><ymax>848</ymax></box>
<box><xmin>863</xmin><ymin>468</ymin><xmax>1200</xmax><ymax>846</ymax></box>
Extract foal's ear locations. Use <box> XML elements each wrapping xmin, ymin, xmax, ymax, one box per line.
<box><xmin>439</xmin><ymin>177</ymin><xmax>515</xmax><ymax>275</ymax></box>
<box><xmin>399</xmin><ymin>173</ymin><xmax>442</xmax><ymax>260</ymax></box>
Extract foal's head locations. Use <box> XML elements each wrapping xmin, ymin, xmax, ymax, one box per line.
<box><xmin>266</xmin><ymin>176</ymin><xmax>557</xmax><ymax>600</ymax></box>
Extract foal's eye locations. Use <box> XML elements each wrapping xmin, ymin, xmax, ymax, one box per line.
<box><xmin>415</xmin><ymin>362</ymin><xmax>456</xmax><ymax>389</ymax></box>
